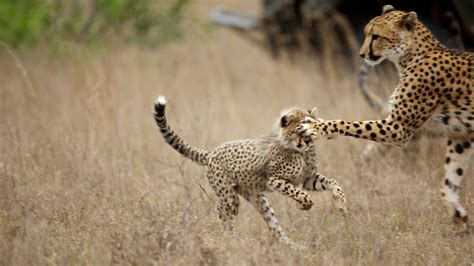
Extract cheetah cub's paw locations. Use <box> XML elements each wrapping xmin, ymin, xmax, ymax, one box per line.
<box><xmin>332</xmin><ymin>188</ymin><xmax>347</xmax><ymax>214</ymax></box>
<box><xmin>296</xmin><ymin>197</ymin><xmax>313</xmax><ymax>211</ymax></box>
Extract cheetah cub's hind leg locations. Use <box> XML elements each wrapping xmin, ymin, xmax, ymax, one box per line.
<box><xmin>442</xmin><ymin>138</ymin><xmax>473</xmax><ymax>229</ymax></box>
<box><xmin>207</xmin><ymin>168</ymin><xmax>240</xmax><ymax>231</ymax></box>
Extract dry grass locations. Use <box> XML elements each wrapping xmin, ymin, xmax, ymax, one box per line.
<box><xmin>0</xmin><ymin>2</ymin><xmax>473</xmax><ymax>265</ymax></box>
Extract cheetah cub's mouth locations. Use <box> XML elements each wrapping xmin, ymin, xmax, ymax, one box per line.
<box><xmin>294</xmin><ymin>136</ymin><xmax>313</xmax><ymax>151</ymax></box>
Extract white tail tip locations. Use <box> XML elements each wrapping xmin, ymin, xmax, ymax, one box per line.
<box><xmin>156</xmin><ymin>95</ymin><xmax>167</xmax><ymax>105</ymax></box>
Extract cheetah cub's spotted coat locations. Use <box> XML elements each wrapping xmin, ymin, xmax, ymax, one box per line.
<box><xmin>153</xmin><ymin>96</ymin><xmax>346</xmax><ymax>244</ymax></box>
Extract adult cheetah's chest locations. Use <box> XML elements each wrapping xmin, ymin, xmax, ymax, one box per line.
<box><xmin>389</xmin><ymin>52</ymin><xmax>473</xmax><ymax>136</ymax></box>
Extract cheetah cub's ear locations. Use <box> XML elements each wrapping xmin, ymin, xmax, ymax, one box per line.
<box><xmin>309</xmin><ymin>107</ymin><xmax>318</xmax><ymax>117</ymax></box>
<box><xmin>399</xmin><ymin>11</ymin><xmax>418</xmax><ymax>31</ymax></box>
<box><xmin>381</xmin><ymin>5</ymin><xmax>395</xmax><ymax>15</ymax></box>
<box><xmin>279</xmin><ymin>110</ymin><xmax>298</xmax><ymax>128</ymax></box>
<box><xmin>280</xmin><ymin>114</ymin><xmax>291</xmax><ymax>128</ymax></box>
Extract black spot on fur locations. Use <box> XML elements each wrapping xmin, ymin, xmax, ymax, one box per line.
<box><xmin>463</xmin><ymin>141</ymin><xmax>471</xmax><ymax>149</ymax></box>
<box><xmin>154</xmin><ymin>102</ymin><xmax>166</xmax><ymax>116</ymax></box>
<box><xmin>454</xmin><ymin>209</ymin><xmax>462</xmax><ymax>218</ymax></box>
<box><xmin>455</xmin><ymin>144</ymin><xmax>464</xmax><ymax>154</ymax></box>
<box><xmin>442</xmin><ymin>115</ymin><xmax>450</xmax><ymax>125</ymax></box>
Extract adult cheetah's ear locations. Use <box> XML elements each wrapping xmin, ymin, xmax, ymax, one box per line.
<box><xmin>381</xmin><ymin>5</ymin><xmax>395</xmax><ymax>15</ymax></box>
<box><xmin>399</xmin><ymin>11</ymin><xmax>417</xmax><ymax>31</ymax></box>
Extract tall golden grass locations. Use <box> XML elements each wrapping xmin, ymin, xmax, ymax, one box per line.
<box><xmin>0</xmin><ymin>2</ymin><xmax>472</xmax><ymax>264</ymax></box>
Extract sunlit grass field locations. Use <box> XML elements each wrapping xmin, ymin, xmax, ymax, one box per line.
<box><xmin>1</xmin><ymin>1</ymin><xmax>472</xmax><ymax>265</ymax></box>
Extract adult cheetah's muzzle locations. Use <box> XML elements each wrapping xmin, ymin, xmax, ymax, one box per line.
<box><xmin>368</xmin><ymin>54</ymin><xmax>381</xmax><ymax>61</ymax></box>
<box><xmin>296</xmin><ymin>124</ymin><xmax>314</xmax><ymax>138</ymax></box>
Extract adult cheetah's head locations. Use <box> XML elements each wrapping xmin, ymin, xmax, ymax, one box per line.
<box><xmin>278</xmin><ymin>107</ymin><xmax>318</xmax><ymax>152</ymax></box>
<box><xmin>359</xmin><ymin>5</ymin><xmax>419</xmax><ymax>65</ymax></box>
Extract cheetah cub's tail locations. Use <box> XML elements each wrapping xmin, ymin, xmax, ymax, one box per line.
<box><xmin>153</xmin><ymin>96</ymin><xmax>210</xmax><ymax>166</ymax></box>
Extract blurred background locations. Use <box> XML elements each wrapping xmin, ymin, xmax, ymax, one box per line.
<box><xmin>0</xmin><ymin>0</ymin><xmax>472</xmax><ymax>50</ymax></box>
<box><xmin>0</xmin><ymin>0</ymin><xmax>190</xmax><ymax>47</ymax></box>
<box><xmin>0</xmin><ymin>0</ymin><xmax>472</xmax><ymax>265</ymax></box>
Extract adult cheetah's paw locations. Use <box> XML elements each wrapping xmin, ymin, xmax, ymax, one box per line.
<box><xmin>297</xmin><ymin>118</ymin><xmax>336</xmax><ymax>140</ymax></box>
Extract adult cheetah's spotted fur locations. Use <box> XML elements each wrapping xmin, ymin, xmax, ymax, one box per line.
<box><xmin>301</xmin><ymin>5</ymin><xmax>473</xmax><ymax>228</ymax></box>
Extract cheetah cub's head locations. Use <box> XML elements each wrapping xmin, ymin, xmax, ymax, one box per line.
<box><xmin>359</xmin><ymin>5</ymin><xmax>419</xmax><ymax>66</ymax></box>
<box><xmin>278</xmin><ymin>107</ymin><xmax>318</xmax><ymax>152</ymax></box>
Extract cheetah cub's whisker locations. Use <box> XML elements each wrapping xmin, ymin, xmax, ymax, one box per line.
<box><xmin>153</xmin><ymin>96</ymin><xmax>347</xmax><ymax>244</ymax></box>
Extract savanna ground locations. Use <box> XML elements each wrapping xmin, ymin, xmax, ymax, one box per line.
<box><xmin>1</xmin><ymin>1</ymin><xmax>473</xmax><ymax>265</ymax></box>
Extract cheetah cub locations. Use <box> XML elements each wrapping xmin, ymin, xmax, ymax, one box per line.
<box><xmin>153</xmin><ymin>96</ymin><xmax>346</xmax><ymax>244</ymax></box>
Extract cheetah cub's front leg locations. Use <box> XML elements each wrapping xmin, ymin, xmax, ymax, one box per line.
<box><xmin>304</xmin><ymin>174</ymin><xmax>347</xmax><ymax>214</ymax></box>
<box><xmin>267</xmin><ymin>177</ymin><xmax>313</xmax><ymax>210</ymax></box>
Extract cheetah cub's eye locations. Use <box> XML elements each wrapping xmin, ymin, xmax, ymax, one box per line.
<box><xmin>372</xmin><ymin>34</ymin><xmax>379</xmax><ymax>40</ymax></box>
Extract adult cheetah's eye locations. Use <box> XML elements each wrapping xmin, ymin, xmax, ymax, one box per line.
<box><xmin>372</xmin><ymin>34</ymin><xmax>379</xmax><ymax>40</ymax></box>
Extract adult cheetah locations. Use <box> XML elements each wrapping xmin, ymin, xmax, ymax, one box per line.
<box><xmin>356</xmin><ymin>12</ymin><xmax>466</xmax><ymax>159</ymax></box>
<box><xmin>300</xmin><ymin>5</ymin><xmax>473</xmax><ymax>227</ymax></box>
<box><xmin>153</xmin><ymin>96</ymin><xmax>346</xmax><ymax>244</ymax></box>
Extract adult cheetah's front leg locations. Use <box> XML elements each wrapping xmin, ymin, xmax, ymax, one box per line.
<box><xmin>267</xmin><ymin>176</ymin><xmax>313</xmax><ymax>210</ymax></box>
<box><xmin>298</xmin><ymin>81</ymin><xmax>439</xmax><ymax>147</ymax></box>
<box><xmin>442</xmin><ymin>138</ymin><xmax>473</xmax><ymax>227</ymax></box>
